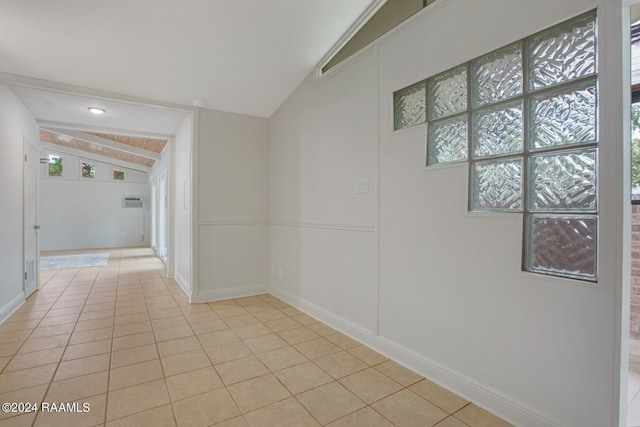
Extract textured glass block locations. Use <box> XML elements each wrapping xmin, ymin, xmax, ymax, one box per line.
<box><xmin>529</xmin><ymin>148</ymin><xmax>597</xmax><ymax>212</ymax></box>
<box><xmin>525</xmin><ymin>214</ymin><xmax>597</xmax><ymax>280</ymax></box>
<box><xmin>394</xmin><ymin>81</ymin><xmax>426</xmax><ymax>130</ymax></box>
<box><xmin>529</xmin><ymin>82</ymin><xmax>597</xmax><ymax>150</ymax></box>
<box><xmin>471</xmin><ymin>158</ymin><xmax>523</xmax><ymax>211</ymax></box>
<box><xmin>428</xmin><ymin>66</ymin><xmax>467</xmax><ymax>120</ymax></box>
<box><xmin>427</xmin><ymin>116</ymin><xmax>468</xmax><ymax>165</ymax></box>
<box><xmin>471</xmin><ymin>43</ymin><xmax>523</xmax><ymax>108</ymax></box>
<box><xmin>528</xmin><ymin>13</ymin><xmax>596</xmax><ymax>91</ymax></box>
<box><xmin>472</xmin><ymin>101</ymin><xmax>523</xmax><ymax>159</ymax></box>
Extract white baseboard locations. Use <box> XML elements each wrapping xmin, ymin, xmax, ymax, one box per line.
<box><xmin>0</xmin><ymin>293</ymin><xmax>25</xmax><ymax>325</ymax></box>
<box><xmin>191</xmin><ymin>284</ymin><xmax>268</xmax><ymax>303</ymax></box>
<box><xmin>174</xmin><ymin>272</ymin><xmax>190</xmax><ymax>298</ymax></box>
<box><xmin>269</xmin><ymin>285</ymin><xmax>561</xmax><ymax>427</ymax></box>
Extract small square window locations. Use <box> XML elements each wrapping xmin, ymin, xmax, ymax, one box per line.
<box><xmin>81</xmin><ymin>162</ymin><xmax>95</xmax><ymax>178</ymax></box>
<box><xmin>112</xmin><ymin>170</ymin><xmax>125</xmax><ymax>181</ymax></box>
<box><xmin>48</xmin><ymin>155</ymin><xmax>62</xmax><ymax>177</ymax></box>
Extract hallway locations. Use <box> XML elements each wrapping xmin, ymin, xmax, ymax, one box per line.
<box><xmin>0</xmin><ymin>248</ymin><xmax>510</xmax><ymax>426</ymax></box>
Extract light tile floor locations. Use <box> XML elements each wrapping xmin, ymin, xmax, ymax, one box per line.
<box><xmin>0</xmin><ymin>247</ymin><xmax>513</xmax><ymax>426</ymax></box>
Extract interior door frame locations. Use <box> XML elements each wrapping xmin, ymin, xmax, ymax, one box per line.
<box><xmin>23</xmin><ymin>137</ymin><xmax>39</xmax><ymax>297</ymax></box>
<box><xmin>151</xmin><ymin>181</ymin><xmax>157</xmax><ymax>251</ymax></box>
<box><xmin>158</xmin><ymin>173</ymin><xmax>168</xmax><ymax>262</ymax></box>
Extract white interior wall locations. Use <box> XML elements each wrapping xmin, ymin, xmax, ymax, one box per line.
<box><xmin>268</xmin><ymin>1</ymin><xmax>626</xmax><ymax>426</ymax></box>
<box><xmin>0</xmin><ymin>0</ymin><xmax>627</xmax><ymax>424</ymax></box>
<box><xmin>39</xmin><ymin>150</ymin><xmax>151</xmax><ymax>251</ymax></box>
<box><xmin>269</xmin><ymin>49</ymin><xmax>379</xmax><ymax>332</ymax></box>
<box><xmin>0</xmin><ymin>84</ymin><xmax>38</xmax><ymax>320</ymax></box>
<box><xmin>193</xmin><ymin>109</ymin><xmax>269</xmax><ymax>302</ymax></box>
<box><xmin>174</xmin><ymin>115</ymin><xmax>192</xmax><ymax>293</ymax></box>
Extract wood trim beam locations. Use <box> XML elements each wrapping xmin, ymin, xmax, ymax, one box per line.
<box><xmin>41</xmin><ymin>128</ymin><xmax>161</xmax><ymax>161</ymax></box>
<box><xmin>37</xmin><ymin>119</ymin><xmax>173</xmax><ymax>140</ymax></box>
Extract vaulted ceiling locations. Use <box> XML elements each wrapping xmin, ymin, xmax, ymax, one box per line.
<box><xmin>0</xmin><ymin>0</ymin><xmax>375</xmax><ymax>118</ymax></box>
<box><xmin>0</xmin><ymin>0</ymin><xmax>376</xmax><ymax>172</ymax></box>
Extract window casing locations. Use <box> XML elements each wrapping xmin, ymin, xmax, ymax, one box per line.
<box><xmin>393</xmin><ymin>11</ymin><xmax>598</xmax><ymax>281</ymax></box>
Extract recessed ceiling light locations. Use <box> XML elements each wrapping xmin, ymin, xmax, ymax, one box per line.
<box><xmin>88</xmin><ymin>107</ymin><xmax>105</xmax><ymax>115</ymax></box>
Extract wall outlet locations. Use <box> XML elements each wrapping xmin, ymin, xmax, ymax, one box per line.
<box><xmin>354</xmin><ymin>179</ymin><xmax>369</xmax><ymax>194</ymax></box>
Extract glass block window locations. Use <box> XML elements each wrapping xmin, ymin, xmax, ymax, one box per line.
<box><xmin>427</xmin><ymin>116</ymin><xmax>468</xmax><ymax>164</ymax></box>
<box><xmin>428</xmin><ymin>65</ymin><xmax>467</xmax><ymax>120</ymax></box>
<box><xmin>471</xmin><ymin>158</ymin><xmax>523</xmax><ymax>211</ymax></box>
<box><xmin>81</xmin><ymin>162</ymin><xmax>96</xmax><ymax>179</ymax></box>
<box><xmin>48</xmin><ymin>155</ymin><xmax>62</xmax><ymax>177</ymax></box>
<box><xmin>528</xmin><ymin>149</ymin><xmax>597</xmax><ymax>212</ymax></box>
<box><xmin>394</xmin><ymin>81</ymin><xmax>426</xmax><ymax>130</ymax></box>
<box><xmin>472</xmin><ymin>101</ymin><xmax>523</xmax><ymax>159</ymax></box>
<box><xmin>528</xmin><ymin>81</ymin><xmax>597</xmax><ymax>150</ymax></box>
<box><xmin>393</xmin><ymin>10</ymin><xmax>598</xmax><ymax>281</ymax></box>
<box><xmin>525</xmin><ymin>215</ymin><xmax>597</xmax><ymax>280</ymax></box>
<box><xmin>471</xmin><ymin>43</ymin><xmax>523</xmax><ymax>108</ymax></box>
<box><xmin>521</xmin><ymin>12</ymin><xmax>598</xmax><ymax>281</ymax></box>
<box><xmin>527</xmin><ymin>13</ymin><xmax>596</xmax><ymax>91</ymax></box>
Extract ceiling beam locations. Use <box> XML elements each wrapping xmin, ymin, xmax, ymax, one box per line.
<box><xmin>41</xmin><ymin>142</ymin><xmax>151</xmax><ymax>174</ymax></box>
<box><xmin>42</xmin><ymin>127</ymin><xmax>161</xmax><ymax>161</ymax></box>
<box><xmin>37</xmin><ymin>119</ymin><xmax>174</xmax><ymax>140</ymax></box>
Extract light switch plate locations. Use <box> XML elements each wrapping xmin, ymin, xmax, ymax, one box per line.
<box><xmin>354</xmin><ymin>179</ymin><xmax>369</xmax><ymax>194</ymax></box>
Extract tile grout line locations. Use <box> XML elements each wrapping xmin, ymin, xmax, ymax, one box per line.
<box><xmin>150</xmin><ymin>258</ymin><xmax>180</xmax><ymax>427</ymax></box>
<box><xmin>32</xmin><ymin>264</ymin><xmax>100</xmax><ymax>427</ymax></box>
<box><xmin>103</xmin><ymin>250</ymin><xmax>123</xmax><ymax>427</ymax></box>
<box><xmin>105</xmin><ymin>251</ymin><xmax>190</xmax><ymax>424</ymax></box>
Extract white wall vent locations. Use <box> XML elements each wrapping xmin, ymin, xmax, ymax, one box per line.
<box><xmin>123</xmin><ymin>197</ymin><xmax>144</xmax><ymax>209</ymax></box>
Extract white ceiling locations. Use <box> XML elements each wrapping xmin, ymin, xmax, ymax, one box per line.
<box><xmin>10</xmin><ymin>86</ymin><xmax>189</xmax><ymax>136</ymax></box>
<box><xmin>0</xmin><ymin>0</ymin><xmax>374</xmax><ymax>121</ymax></box>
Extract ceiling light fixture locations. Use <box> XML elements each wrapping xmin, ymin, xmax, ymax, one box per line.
<box><xmin>88</xmin><ymin>107</ymin><xmax>105</xmax><ymax>115</ymax></box>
